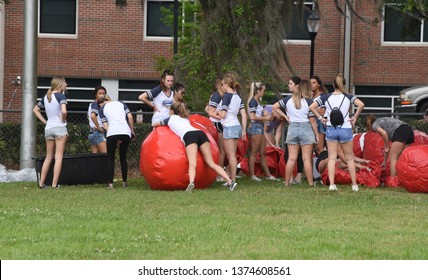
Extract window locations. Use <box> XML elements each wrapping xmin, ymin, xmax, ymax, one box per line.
<box><xmin>144</xmin><ymin>0</ymin><xmax>196</xmax><ymax>40</ymax></box>
<box><xmin>284</xmin><ymin>2</ymin><xmax>315</xmax><ymax>42</ymax></box>
<box><xmin>383</xmin><ymin>4</ymin><xmax>427</xmax><ymax>44</ymax></box>
<box><xmin>145</xmin><ymin>0</ymin><xmax>174</xmax><ymax>38</ymax></box>
<box><xmin>39</xmin><ymin>0</ymin><xmax>78</xmax><ymax>37</ymax></box>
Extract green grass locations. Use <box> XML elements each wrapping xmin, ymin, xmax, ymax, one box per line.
<box><xmin>0</xmin><ymin>177</ymin><xmax>427</xmax><ymax>260</ymax></box>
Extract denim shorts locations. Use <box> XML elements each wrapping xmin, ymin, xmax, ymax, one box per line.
<box><xmin>88</xmin><ymin>130</ymin><xmax>106</xmax><ymax>145</ymax></box>
<box><xmin>317</xmin><ymin>118</ymin><xmax>326</xmax><ymax>134</ymax></box>
<box><xmin>248</xmin><ymin>122</ymin><xmax>264</xmax><ymax>136</ymax></box>
<box><xmin>286</xmin><ymin>122</ymin><xmax>315</xmax><ymax>145</ymax></box>
<box><xmin>223</xmin><ymin>125</ymin><xmax>242</xmax><ymax>139</ymax></box>
<box><xmin>326</xmin><ymin>126</ymin><xmax>353</xmax><ymax>143</ymax></box>
<box><xmin>45</xmin><ymin>126</ymin><xmax>68</xmax><ymax>140</ymax></box>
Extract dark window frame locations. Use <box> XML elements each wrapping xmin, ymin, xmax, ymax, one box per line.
<box><xmin>38</xmin><ymin>0</ymin><xmax>78</xmax><ymax>38</ymax></box>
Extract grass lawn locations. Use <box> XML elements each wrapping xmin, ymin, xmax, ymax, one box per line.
<box><xmin>0</xmin><ymin>176</ymin><xmax>427</xmax><ymax>260</ymax></box>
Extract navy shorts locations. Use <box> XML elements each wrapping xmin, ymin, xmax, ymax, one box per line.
<box><xmin>183</xmin><ymin>130</ymin><xmax>210</xmax><ymax>147</ymax></box>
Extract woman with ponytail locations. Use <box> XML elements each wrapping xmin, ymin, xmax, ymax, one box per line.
<box><xmin>33</xmin><ymin>76</ymin><xmax>68</xmax><ymax>189</ymax></box>
<box><xmin>309</xmin><ymin>74</ymin><xmax>364</xmax><ymax>192</ymax></box>
<box><xmin>153</xmin><ymin>102</ymin><xmax>237</xmax><ymax>192</ymax></box>
<box><xmin>247</xmin><ymin>82</ymin><xmax>279</xmax><ymax>181</ymax></box>
<box><xmin>273</xmin><ymin>80</ymin><xmax>318</xmax><ymax>187</ymax></box>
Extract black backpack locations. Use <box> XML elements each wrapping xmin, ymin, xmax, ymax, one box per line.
<box><xmin>327</xmin><ymin>95</ymin><xmax>347</xmax><ymax>127</ymax></box>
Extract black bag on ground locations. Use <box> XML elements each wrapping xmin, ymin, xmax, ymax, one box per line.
<box><xmin>327</xmin><ymin>95</ymin><xmax>346</xmax><ymax>127</ymax></box>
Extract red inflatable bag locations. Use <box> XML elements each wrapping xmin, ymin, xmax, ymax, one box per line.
<box><xmin>396</xmin><ymin>145</ymin><xmax>428</xmax><ymax>193</ymax></box>
<box><xmin>140</xmin><ymin>125</ymin><xmax>219</xmax><ymax>190</ymax></box>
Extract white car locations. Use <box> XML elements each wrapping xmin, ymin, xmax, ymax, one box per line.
<box><xmin>395</xmin><ymin>85</ymin><xmax>428</xmax><ymax>113</ymax></box>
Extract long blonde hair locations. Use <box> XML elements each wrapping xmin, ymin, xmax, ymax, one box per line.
<box><xmin>333</xmin><ymin>74</ymin><xmax>347</xmax><ymax>93</ymax></box>
<box><xmin>247</xmin><ymin>81</ymin><xmax>264</xmax><ymax>107</ymax></box>
<box><xmin>171</xmin><ymin>102</ymin><xmax>190</xmax><ymax>118</ymax></box>
<box><xmin>293</xmin><ymin>80</ymin><xmax>311</xmax><ymax>109</ymax></box>
<box><xmin>222</xmin><ymin>72</ymin><xmax>241</xmax><ymax>92</ymax></box>
<box><xmin>47</xmin><ymin>76</ymin><xmax>66</xmax><ymax>102</ymax></box>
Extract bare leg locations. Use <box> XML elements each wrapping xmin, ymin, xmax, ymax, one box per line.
<box><xmin>340</xmin><ymin>141</ymin><xmax>357</xmax><ymax>186</ymax></box>
<box><xmin>285</xmin><ymin>144</ymin><xmax>299</xmax><ymax>186</ymax></box>
<box><xmin>200</xmin><ymin>142</ymin><xmax>232</xmax><ymax>184</ymax></box>
<box><xmin>52</xmin><ymin>135</ymin><xmax>67</xmax><ymax>188</ymax></box>
<box><xmin>185</xmin><ymin>143</ymin><xmax>199</xmax><ymax>183</ymax></box>
<box><xmin>301</xmin><ymin>144</ymin><xmax>314</xmax><ymax>185</ymax></box>
<box><xmin>389</xmin><ymin>141</ymin><xmax>406</xmax><ymax>176</ymax></box>
<box><xmin>223</xmin><ymin>138</ymin><xmax>238</xmax><ymax>181</ymax></box>
<box><xmin>259</xmin><ymin>135</ymin><xmax>273</xmax><ymax>177</ymax></box>
<box><xmin>249</xmin><ymin>134</ymin><xmax>262</xmax><ymax>177</ymax></box>
<box><xmin>326</xmin><ymin>140</ymin><xmax>339</xmax><ymax>188</ymax></box>
<box><xmin>39</xmin><ymin>139</ymin><xmax>55</xmax><ymax>188</ymax></box>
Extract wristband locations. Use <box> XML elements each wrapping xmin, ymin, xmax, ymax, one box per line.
<box><xmin>318</xmin><ymin>115</ymin><xmax>323</xmax><ymax>120</ymax></box>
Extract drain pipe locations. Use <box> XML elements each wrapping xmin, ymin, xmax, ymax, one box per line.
<box><xmin>343</xmin><ymin>1</ymin><xmax>352</xmax><ymax>93</ymax></box>
<box><xmin>0</xmin><ymin>2</ymin><xmax>5</xmax><ymax>122</ymax></box>
<box><xmin>20</xmin><ymin>0</ymin><xmax>38</xmax><ymax>169</ymax></box>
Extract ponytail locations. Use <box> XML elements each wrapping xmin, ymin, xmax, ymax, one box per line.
<box><xmin>47</xmin><ymin>76</ymin><xmax>66</xmax><ymax>103</ymax></box>
<box><xmin>366</xmin><ymin>114</ymin><xmax>377</xmax><ymax>131</ymax></box>
<box><xmin>333</xmin><ymin>74</ymin><xmax>347</xmax><ymax>93</ymax></box>
<box><xmin>170</xmin><ymin>102</ymin><xmax>189</xmax><ymax>118</ymax></box>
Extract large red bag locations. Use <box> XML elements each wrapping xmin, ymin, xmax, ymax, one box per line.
<box><xmin>396</xmin><ymin>145</ymin><xmax>428</xmax><ymax>193</ymax></box>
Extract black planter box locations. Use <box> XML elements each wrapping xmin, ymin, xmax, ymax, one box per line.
<box><xmin>34</xmin><ymin>153</ymin><xmax>109</xmax><ymax>186</ymax></box>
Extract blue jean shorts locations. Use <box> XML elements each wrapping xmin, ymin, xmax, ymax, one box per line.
<box><xmin>286</xmin><ymin>122</ymin><xmax>315</xmax><ymax>145</ymax></box>
<box><xmin>248</xmin><ymin>122</ymin><xmax>264</xmax><ymax>136</ymax></box>
<box><xmin>326</xmin><ymin>126</ymin><xmax>353</xmax><ymax>143</ymax></box>
<box><xmin>45</xmin><ymin>126</ymin><xmax>68</xmax><ymax>140</ymax></box>
<box><xmin>223</xmin><ymin>125</ymin><xmax>242</xmax><ymax>139</ymax></box>
<box><xmin>88</xmin><ymin>130</ymin><xmax>106</xmax><ymax>145</ymax></box>
<box><xmin>317</xmin><ymin>118</ymin><xmax>326</xmax><ymax>134</ymax></box>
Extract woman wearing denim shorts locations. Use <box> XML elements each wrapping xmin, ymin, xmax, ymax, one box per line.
<box><xmin>33</xmin><ymin>76</ymin><xmax>68</xmax><ymax>189</ymax></box>
<box><xmin>205</xmin><ymin>79</ymin><xmax>226</xmax><ymax>178</ymax></box>
<box><xmin>247</xmin><ymin>82</ymin><xmax>279</xmax><ymax>182</ymax></box>
<box><xmin>218</xmin><ymin>72</ymin><xmax>247</xmax><ymax>184</ymax></box>
<box><xmin>310</xmin><ymin>75</ymin><xmax>365</xmax><ymax>192</ymax></box>
<box><xmin>310</xmin><ymin>76</ymin><xmax>329</xmax><ymax>156</ymax></box>
<box><xmin>88</xmin><ymin>86</ymin><xmax>107</xmax><ymax>153</ymax></box>
<box><xmin>273</xmin><ymin>80</ymin><xmax>318</xmax><ymax>187</ymax></box>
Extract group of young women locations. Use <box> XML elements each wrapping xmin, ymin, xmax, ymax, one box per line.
<box><xmin>34</xmin><ymin>72</ymin><xmax>415</xmax><ymax>192</ymax></box>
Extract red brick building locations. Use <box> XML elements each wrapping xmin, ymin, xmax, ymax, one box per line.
<box><xmin>1</xmin><ymin>0</ymin><xmax>427</xmax><ymax>119</ymax></box>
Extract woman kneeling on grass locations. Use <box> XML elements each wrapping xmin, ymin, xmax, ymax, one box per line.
<box><xmin>153</xmin><ymin>102</ymin><xmax>238</xmax><ymax>192</ymax></box>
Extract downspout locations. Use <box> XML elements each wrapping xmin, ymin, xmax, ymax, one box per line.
<box><xmin>20</xmin><ymin>0</ymin><xmax>38</xmax><ymax>169</ymax></box>
<box><xmin>343</xmin><ymin>1</ymin><xmax>352</xmax><ymax>92</ymax></box>
<box><xmin>0</xmin><ymin>2</ymin><xmax>5</xmax><ymax>122</ymax></box>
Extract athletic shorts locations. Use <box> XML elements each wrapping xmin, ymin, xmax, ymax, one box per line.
<box><xmin>392</xmin><ymin>124</ymin><xmax>414</xmax><ymax>144</ymax></box>
<box><xmin>183</xmin><ymin>130</ymin><xmax>209</xmax><ymax>147</ymax></box>
<box><xmin>45</xmin><ymin>126</ymin><xmax>68</xmax><ymax>140</ymax></box>
<box><xmin>212</xmin><ymin>121</ymin><xmax>223</xmax><ymax>133</ymax></box>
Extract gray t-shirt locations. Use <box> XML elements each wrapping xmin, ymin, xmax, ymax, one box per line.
<box><xmin>371</xmin><ymin>117</ymin><xmax>406</xmax><ymax>140</ymax></box>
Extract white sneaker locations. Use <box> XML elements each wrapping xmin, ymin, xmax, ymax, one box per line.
<box><xmin>185</xmin><ymin>182</ymin><xmax>195</xmax><ymax>192</ymax></box>
<box><xmin>266</xmin><ymin>175</ymin><xmax>280</xmax><ymax>181</ymax></box>
<box><xmin>216</xmin><ymin>176</ymin><xmax>225</xmax><ymax>182</ymax></box>
<box><xmin>329</xmin><ymin>184</ymin><xmax>338</xmax><ymax>191</ymax></box>
<box><xmin>352</xmin><ymin>184</ymin><xmax>359</xmax><ymax>192</ymax></box>
<box><xmin>229</xmin><ymin>181</ymin><xmax>238</xmax><ymax>191</ymax></box>
<box><xmin>251</xmin><ymin>175</ymin><xmax>262</xmax><ymax>182</ymax></box>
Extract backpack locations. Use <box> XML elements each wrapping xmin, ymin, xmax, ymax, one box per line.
<box><xmin>326</xmin><ymin>95</ymin><xmax>347</xmax><ymax>127</ymax></box>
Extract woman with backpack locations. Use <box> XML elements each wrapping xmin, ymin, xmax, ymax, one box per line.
<box><xmin>309</xmin><ymin>75</ymin><xmax>364</xmax><ymax>192</ymax></box>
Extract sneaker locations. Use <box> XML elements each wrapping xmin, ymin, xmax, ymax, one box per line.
<box><xmin>107</xmin><ymin>184</ymin><xmax>114</xmax><ymax>189</ymax></box>
<box><xmin>216</xmin><ymin>176</ymin><xmax>225</xmax><ymax>182</ymax></box>
<box><xmin>52</xmin><ymin>185</ymin><xmax>61</xmax><ymax>189</ymax></box>
<box><xmin>352</xmin><ymin>184</ymin><xmax>359</xmax><ymax>192</ymax></box>
<box><xmin>290</xmin><ymin>179</ymin><xmax>301</xmax><ymax>185</ymax></box>
<box><xmin>122</xmin><ymin>182</ymin><xmax>127</xmax><ymax>188</ymax></box>
<box><xmin>222</xmin><ymin>182</ymin><xmax>229</xmax><ymax>187</ymax></box>
<box><xmin>185</xmin><ymin>182</ymin><xmax>195</xmax><ymax>192</ymax></box>
<box><xmin>251</xmin><ymin>175</ymin><xmax>262</xmax><ymax>182</ymax></box>
<box><xmin>229</xmin><ymin>181</ymin><xmax>238</xmax><ymax>191</ymax></box>
<box><xmin>329</xmin><ymin>184</ymin><xmax>338</xmax><ymax>191</ymax></box>
<box><xmin>38</xmin><ymin>184</ymin><xmax>48</xmax><ymax>189</ymax></box>
<box><xmin>266</xmin><ymin>175</ymin><xmax>280</xmax><ymax>181</ymax></box>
